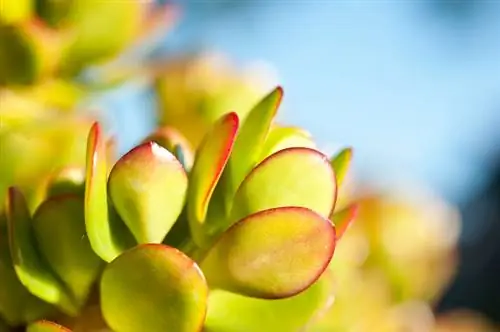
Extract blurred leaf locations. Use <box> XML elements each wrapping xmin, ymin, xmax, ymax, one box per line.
<box><xmin>0</xmin><ymin>0</ymin><xmax>32</xmax><ymax>25</ymax></box>
<box><xmin>5</xmin><ymin>187</ymin><xmax>76</xmax><ymax>315</ymax></box>
<box><xmin>84</xmin><ymin>122</ymin><xmax>134</xmax><ymax>262</ymax></box>
<box><xmin>330</xmin><ymin>147</ymin><xmax>353</xmax><ymax>188</ymax></box>
<box><xmin>229</xmin><ymin>147</ymin><xmax>337</xmax><ymax>228</ymax></box>
<box><xmin>142</xmin><ymin>126</ymin><xmax>194</xmax><ymax>171</ymax></box>
<box><xmin>108</xmin><ymin>142</ymin><xmax>188</xmax><ymax>244</ymax></box>
<box><xmin>45</xmin><ymin>167</ymin><xmax>85</xmax><ymax>198</ymax></box>
<box><xmin>204</xmin><ymin>269</ymin><xmax>335</xmax><ymax>331</ymax></box>
<box><xmin>223</xmin><ymin>87</ymin><xmax>283</xmax><ymax>204</ymax></box>
<box><xmin>331</xmin><ymin>203</ymin><xmax>359</xmax><ymax>241</ymax></box>
<box><xmin>27</xmin><ymin>320</ymin><xmax>71</xmax><ymax>332</ymax></box>
<box><xmin>0</xmin><ymin>225</ymin><xmax>54</xmax><ymax>326</ymax></box>
<box><xmin>33</xmin><ymin>195</ymin><xmax>103</xmax><ymax>310</ymax></box>
<box><xmin>187</xmin><ymin>112</ymin><xmax>239</xmax><ymax>247</ymax></box>
<box><xmin>100</xmin><ymin>244</ymin><xmax>208</xmax><ymax>332</ymax></box>
<box><xmin>0</xmin><ymin>20</ymin><xmax>64</xmax><ymax>85</ymax></box>
<box><xmin>35</xmin><ymin>0</ymin><xmax>74</xmax><ymax>27</ymax></box>
<box><xmin>258</xmin><ymin>125</ymin><xmax>316</xmax><ymax>162</ymax></box>
<box><xmin>201</xmin><ymin>207</ymin><xmax>336</xmax><ymax>299</ymax></box>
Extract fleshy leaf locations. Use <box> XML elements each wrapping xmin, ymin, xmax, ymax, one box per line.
<box><xmin>5</xmin><ymin>187</ymin><xmax>76</xmax><ymax>315</ymax></box>
<box><xmin>258</xmin><ymin>125</ymin><xmax>316</xmax><ymax>162</ymax></box>
<box><xmin>204</xmin><ymin>269</ymin><xmax>335</xmax><ymax>332</ymax></box>
<box><xmin>222</xmin><ymin>87</ymin><xmax>283</xmax><ymax>203</ymax></box>
<box><xmin>330</xmin><ymin>147</ymin><xmax>353</xmax><ymax>187</ymax></box>
<box><xmin>101</xmin><ymin>244</ymin><xmax>208</xmax><ymax>332</ymax></box>
<box><xmin>108</xmin><ymin>142</ymin><xmax>188</xmax><ymax>244</ymax></box>
<box><xmin>85</xmin><ymin>122</ymin><xmax>134</xmax><ymax>262</ymax></box>
<box><xmin>142</xmin><ymin>126</ymin><xmax>194</xmax><ymax>170</ymax></box>
<box><xmin>229</xmin><ymin>147</ymin><xmax>337</xmax><ymax>229</ymax></box>
<box><xmin>27</xmin><ymin>320</ymin><xmax>71</xmax><ymax>332</ymax></box>
<box><xmin>331</xmin><ymin>203</ymin><xmax>359</xmax><ymax>241</ymax></box>
<box><xmin>201</xmin><ymin>207</ymin><xmax>336</xmax><ymax>299</ymax></box>
<box><xmin>33</xmin><ymin>195</ymin><xmax>103</xmax><ymax>310</ymax></box>
<box><xmin>187</xmin><ymin>112</ymin><xmax>239</xmax><ymax>247</ymax></box>
<box><xmin>0</xmin><ymin>225</ymin><xmax>55</xmax><ymax>326</ymax></box>
<box><xmin>46</xmin><ymin>167</ymin><xmax>86</xmax><ymax>198</ymax></box>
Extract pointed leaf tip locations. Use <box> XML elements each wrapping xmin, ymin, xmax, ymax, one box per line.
<box><xmin>331</xmin><ymin>147</ymin><xmax>353</xmax><ymax>187</ymax></box>
<box><xmin>331</xmin><ymin>203</ymin><xmax>359</xmax><ymax>240</ymax></box>
<box><xmin>108</xmin><ymin>142</ymin><xmax>188</xmax><ymax>244</ymax></box>
<box><xmin>202</xmin><ymin>207</ymin><xmax>336</xmax><ymax>299</ymax></box>
<box><xmin>187</xmin><ymin>112</ymin><xmax>239</xmax><ymax>246</ymax></box>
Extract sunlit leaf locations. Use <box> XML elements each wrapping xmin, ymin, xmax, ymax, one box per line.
<box><xmin>331</xmin><ymin>203</ymin><xmax>359</xmax><ymax>241</ymax></box>
<box><xmin>101</xmin><ymin>244</ymin><xmax>208</xmax><ymax>332</ymax></box>
<box><xmin>5</xmin><ymin>187</ymin><xmax>76</xmax><ymax>315</ymax></box>
<box><xmin>201</xmin><ymin>207</ymin><xmax>336</xmax><ymax>299</ymax></box>
<box><xmin>330</xmin><ymin>147</ymin><xmax>352</xmax><ymax>188</ymax></box>
<box><xmin>204</xmin><ymin>269</ymin><xmax>335</xmax><ymax>331</ymax></box>
<box><xmin>85</xmin><ymin>122</ymin><xmax>134</xmax><ymax>262</ymax></box>
<box><xmin>187</xmin><ymin>112</ymin><xmax>239</xmax><ymax>247</ymax></box>
<box><xmin>229</xmin><ymin>147</ymin><xmax>336</xmax><ymax>229</ymax></box>
<box><xmin>33</xmin><ymin>195</ymin><xmax>103</xmax><ymax>309</ymax></box>
<box><xmin>45</xmin><ymin>167</ymin><xmax>85</xmax><ymax>198</ymax></box>
<box><xmin>222</xmin><ymin>87</ymin><xmax>283</xmax><ymax>203</ymax></box>
<box><xmin>27</xmin><ymin>320</ymin><xmax>71</xmax><ymax>332</ymax></box>
<box><xmin>108</xmin><ymin>142</ymin><xmax>188</xmax><ymax>244</ymax></box>
<box><xmin>258</xmin><ymin>125</ymin><xmax>316</xmax><ymax>162</ymax></box>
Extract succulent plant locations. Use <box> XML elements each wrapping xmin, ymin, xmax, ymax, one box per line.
<box><xmin>1</xmin><ymin>87</ymin><xmax>357</xmax><ymax>331</ymax></box>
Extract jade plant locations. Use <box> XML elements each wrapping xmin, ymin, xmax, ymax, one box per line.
<box><xmin>1</xmin><ymin>87</ymin><xmax>357</xmax><ymax>331</ymax></box>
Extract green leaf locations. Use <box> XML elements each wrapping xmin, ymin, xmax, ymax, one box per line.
<box><xmin>0</xmin><ymin>225</ymin><xmax>55</xmax><ymax>326</ymax></box>
<box><xmin>108</xmin><ymin>142</ymin><xmax>188</xmax><ymax>244</ymax></box>
<box><xmin>100</xmin><ymin>244</ymin><xmax>208</xmax><ymax>332</ymax></box>
<box><xmin>201</xmin><ymin>207</ymin><xmax>336</xmax><ymax>299</ymax></box>
<box><xmin>142</xmin><ymin>126</ymin><xmax>194</xmax><ymax>171</ymax></box>
<box><xmin>229</xmin><ymin>147</ymin><xmax>337</xmax><ymax>228</ymax></box>
<box><xmin>331</xmin><ymin>203</ymin><xmax>359</xmax><ymax>241</ymax></box>
<box><xmin>330</xmin><ymin>147</ymin><xmax>353</xmax><ymax>187</ymax></box>
<box><xmin>5</xmin><ymin>187</ymin><xmax>76</xmax><ymax>315</ymax></box>
<box><xmin>33</xmin><ymin>195</ymin><xmax>103</xmax><ymax>310</ymax></box>
<box><xmin>0</xmin><ymin>0</ymin><xmax>32</xmax><ymax>25</ymax></box>
<box><xmin>222</xmin><ymin>87</ymin><xmax>283</xmax><ymax>204</ymax></box>
<box><xmin>204</xmin><ymin>269</ymin><xmax>335</xmax><ymax>332</ymax></box>
<box><xmin>258</xmin><ymin>125</ymin><xmax>316</xmax><ymax>162</ymax></box>
<box><xmin>84</xmin><ymin>122</ymin><xmax>134</xmax><ymax>262</ymax></box>
<box><xmin>27</xmin><ymin>320</ymin><xmax>71</xmax><ymax>332</ymax></box>
<box><xmin>45</xmin><ymin>167</ymin><xmax>85</xmax><ymax>198</ymax></box>
<box><xmin>187</xmin><ymin>112</ymin><xmax>239</xmax><ymax>247</ymax></box>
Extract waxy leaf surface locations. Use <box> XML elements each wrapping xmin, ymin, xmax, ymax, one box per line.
<box><xmin>258</xmin><ymin>125</ymin><xmax>316</xmax><ymax>162</ymax></box>
<box><xmin>331</xmin><ymin>203</ymin><xmax>359</xmax><ymax>241</ymax></box>
<box><xmin>187</xmin><ymin>112</ymin><xmax>238</xmax><ymax>247</ymax></box>
<box><xmin>331</xmin><ymin>147</ymin><xmax>352</xmax><ymax>187</ymax></box>
<box><xmin>204</xmin><ymin>270</ymin><xmax>335</xmax><ymax>331</ymax></box>
<box><xmin>201</xmin><ymin>207</ymin><xmax>336</xmax><ymax>298</ymax></box>
<box><xmin>223</xmin><ymin>87</ymin><xmax>283</xmax><ymax>202</ymax></box>
<box><xmin>5</xmin><ymin>188</ymin><xmax>75</xmax><ymax>314</ymax></box>
<box><xmin>85</xmin><ymin>122</ymin><xmax>133</xmax><ymax>262</ymax></box>
<box><xmin>230</xmin><ymin>147</ymin><xmax>337</xmax><ymax>227</ymax></box>
<box><xmin>33</xmin><ymin>195</ymin><xmax>103</xmax><ymax>309</ymax></box>
<box><xmin>142</xmin><ymin>126</ymin><xmax>194</xmax><ymax>170</ymax></box>
<box><xmin>27</xmin><ymin>320</ymin><xmax>71</xmax><ymax>332</ymax></box>
<box><xmin>108</xmin><ymin>142</ymin><xmax>188</xmax><ymax>244</ymax></box>
<box><xmin>101</xmin><ymin>244</ymin><xmax>208</xmax><ymax>332</ymax></box>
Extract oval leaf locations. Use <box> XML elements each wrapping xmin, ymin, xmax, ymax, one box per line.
<box><xmin>187</xmin><ymin>112</ymin><xmax>239</xmax><ymax>247</ymax></box>
<box><xmin>5</xmin><ymin>187</ymin><xmax>76</xmax><ymax>314</ymax></box>
<box><xmin>33</xmin><ymin>195</ymin><xmax>103</xmax><ymax>309</ymax></box>
<box><xmin>204</xmin><ymin>269</ymin><xmax>335</xmax><ymax>331</ymax></box>
<box><xmin>331</xmin><ymin>203</ymin><xmax>359</xmax><ymax>241</ymax></box>
<box><xmin>27</xmin><ymin>320</ymin><xmax>71</xmax><ymax>332</ymax></box>
<box><xmin>330</xmin><ymin>147</ymin><xmax>353</xmax><ymax>187</ymax></box>
<box><xmin>101</xmin><ymin>244</ymin><xmax>208</xmax><ymax>332</ymax></box>
<box><xmin>201</xmin><ymin>207</ymin><xmax>336</xmax><ymax>299</ymax></box>
<box><xmin>85</xmin><ymin>122</ymin><xmax>135</xmax><ymax>262</ymax></box>
<box><xmin>229</xmin><ymin>147</ymin><xmax>337</xmax><ymax>229</ymax></box>
<box><xmin>108</xmin><ymin>142</ymin><xmax>188</xmax><ymax>244</ymax></box>
<box><xmin>46</xmin><ymin>167</ymin><xmax>85</xmax><ymax>198</ymax></box>
<box><xmin>222</xmin><ymin>87</ymin><xmax>283</xmax><ymax>203</ymax></box>
<box><xmin>142</xmin><ymin>126</ymin><xmax>194</xmax><ymax>170</ymax></box>
<box><xmin>258</xmin><ymin>125</ymin><xmax>316</xmax><ymax>162</ymax></box>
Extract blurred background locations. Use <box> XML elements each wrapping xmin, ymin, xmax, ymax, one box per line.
<box><xmin>1</xmin><ymin>0</ymin><xmax>500</xmax><ymax>330</ymax></box>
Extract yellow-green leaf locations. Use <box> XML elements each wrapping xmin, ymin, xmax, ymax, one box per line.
<box><xmin>330</xmin><ymin>147</ymin><xmax>353</xmax><ymax>187</ymax></box>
